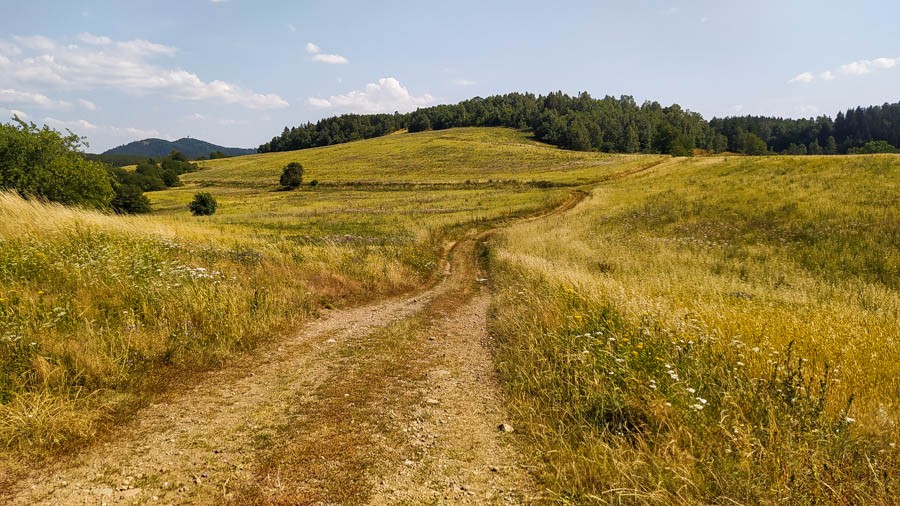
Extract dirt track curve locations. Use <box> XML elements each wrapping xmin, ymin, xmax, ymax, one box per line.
<box><xmin>5</xmin><ymin>190</ymin><xmax>588</xmax><ymax>505</ymax></box>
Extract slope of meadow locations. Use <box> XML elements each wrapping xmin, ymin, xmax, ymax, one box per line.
<box><xmin>0</xmin><ymin>128</ymin><xmax>654</xmax><ymax>462</ymax></box>
<box><xmin>488</xmin><ymin>155</ymin><xmax>899</xmax><ymax>503</ymax></box>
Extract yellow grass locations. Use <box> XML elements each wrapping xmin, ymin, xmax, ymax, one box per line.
<box><xmin>488</xmin><ymin>154</ymin><xmax>899</xmax><ymax>503</ymax></box>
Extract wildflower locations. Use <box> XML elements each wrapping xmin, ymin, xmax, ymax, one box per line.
<box><xmin>697</xmin><ymin>397</ymin><xmax>707</xmax><ymax>405</ymax></box>
<box><xmin>844</xmin><ymin>416</ymin><xmax>856</xmax><ymax>424</ymax></box>
<box><xmin>751</xmin><ymin>347</ymin><xmax>760</xmax><ymax>353</ymax></box>
<box><xmin>636</xmin><ymin>342</ymin><xmax>644</xmax><ymax>350</ymax></box>
<box><xmin>686</xmin><ymin>387</ymin><xmax>696</xmax><ymax>394</ymax></box>
<box><xmin>665</xmin><ymin>402</ymin><xmax>672</xmax><ymax>407</ymax></box>
<box><xmin>736</xmin><ymin>361</ymin><xmax>745</xmax><ymax>367</ymax></box>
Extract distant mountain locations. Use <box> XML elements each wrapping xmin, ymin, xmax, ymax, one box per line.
<box><xmin>102</xmin><ymin>137</ymin><xmax>256</xmax><ymax>160</ymax></box>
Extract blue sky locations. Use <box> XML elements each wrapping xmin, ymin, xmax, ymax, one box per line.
<box><xmin>0</xmin><ymin>0</ymin><xmax>898</xmax><ymax>152</ymax></box>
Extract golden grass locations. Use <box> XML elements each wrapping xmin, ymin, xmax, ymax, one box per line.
<box><xmin>0</xmin><ymin>128</ymin><xmax>647</xmax><ymax>462</ymax></box>
<box><xmin>488</xmin><ymin>154</ymin><xmax>899</xmax><ymax>503</ymax></box>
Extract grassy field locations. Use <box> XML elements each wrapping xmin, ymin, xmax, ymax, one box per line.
<box><xmin>3</xmin><ymin>127</ymin><xmax>897</xmax><ymax>502</ymax></box>
<box><xmin>0</xmin><ymin>128</ymin><xmax>651</xmax><ymax>462</ymax></box>
<box><xmin>488</xmin><ymin>155</ymin><xmax>899</xmax><ymax>503</ymax></box>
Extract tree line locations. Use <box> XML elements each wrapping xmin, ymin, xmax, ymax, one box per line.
<box><xmin>259</xmin><ymin>93</ymin><xmax>900</xmax><ymax>156</ymax></box>
<box><xmin>0</xmin><ymin>117</ymin><xmax>197</xmax><ymax>214</ymax></box>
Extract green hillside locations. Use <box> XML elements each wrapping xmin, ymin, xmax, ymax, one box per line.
<box><xmin>102</xmin><ymin>137</ymin><xmax>255</xmax><ymax>160</ymax></box>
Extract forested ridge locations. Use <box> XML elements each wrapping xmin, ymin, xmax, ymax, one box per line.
<box><xmin>259</xmin><ymin>92</ymin><xmax>900</xmax><ymax>156</ymax></box>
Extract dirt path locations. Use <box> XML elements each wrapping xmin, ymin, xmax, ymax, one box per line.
<box><xmin>6</xmin><ymin>191</ymin><xmax>586</xmax><ymax>505</ymax></box>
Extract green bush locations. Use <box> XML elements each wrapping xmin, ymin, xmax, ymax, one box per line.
<box><xmin>0</xmin><ymin>117</ymin><xmax>114</xmax><ymax>208</ymax></box>
<box><xmin>110</xmin><ymin>182</ymin><xmax>151</xmax><ymax>214</ymax></box>
<box><xmin>189</xmin><ymin>192</ymin><xmax>218</xmax><ymax>216</ymax></box>
<box><xmin>280</xmin><ymin>162</ymin><xmax>303</xmax><ymax>189</ymax></box>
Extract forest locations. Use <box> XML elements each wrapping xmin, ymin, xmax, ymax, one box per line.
<box><xmin>258</xmin><ymin>93</ymin><xmax>900</xmax><ymax>156</ymax></box>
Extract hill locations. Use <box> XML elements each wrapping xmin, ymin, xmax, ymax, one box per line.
<box><xmin>101</xmin><ymin>137</ymin><xmax>255</xmax><ymax>160</ymax></box>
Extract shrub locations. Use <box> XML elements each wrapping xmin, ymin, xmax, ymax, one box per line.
<box><xmin>189</xmin><ymin>192</ymin><xmax>218</xmax><ymax>216</ymax></box>
<box><xmin>280</xmin><ymin>162</ymin><xmax>304</xmax><ymax>189</ymax></box>
<box><xmin>0</xmin><ymin>117</ymin><xmax>114</xmax><ymax>208</ymax></box>
<box><xmin>111</xmin><ymin>183</ymin><xmax>151</xmax><ymax>214</ymax></box>
<box><xmin>309</xmin><ymin>179</ymin><xmax>319</xmax><ymax>187</ymax></box>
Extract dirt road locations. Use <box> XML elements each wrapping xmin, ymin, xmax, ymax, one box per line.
<box><xmin>6</xmin><ymin>191</ymin><xmax>586</xmax><ymax>505</ymax></box>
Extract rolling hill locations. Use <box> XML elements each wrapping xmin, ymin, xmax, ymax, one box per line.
<box><xmin>101</xmin><ymin>137</ymin><xmax>256</xmax><ymax>160</ymax></box>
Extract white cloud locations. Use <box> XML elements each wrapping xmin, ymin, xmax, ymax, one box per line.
<box><xmin>12</xmin><ymin>35</ymin><xmax>55</xmax><ymax>51</ymax></box>
<box><xmin>841</xmin><ymin>57</ymin><xmax>899</xmax><ymax>75</ymax></box>
<box><xmin>77</xmin><ymin>33</ymin><xmax>111</xmax><ymax>46</ymax></box>
<box><xmin>312</xmin><ymin>53</ymin><xmax>349</xmax><ymax>64</ymax></box>
<box><xmin>185</xmin><ymin>112</ymin><xmax>205</xmax><ymax>120</ymax></box>
<box><xmin>733</xmin><ymin>105</ymin><xmax>744</xmax><ymax>113</ymax></box>
<box><xmin>78</xmin><ymin>98</ymin><xmax>97</xmax><ymax>110</ymax></box>
<box><xmin>287</xmin><ymin>24</ymin><xmax>297</xmax><ymax>32</ymax></box>
<box><xmin>209</xmin><ymin>0</ymin><xmax>230</xmax><ymax>3</ymax></box>
<box><xmin>43</xmin><ymin>116</ymin><xmax>97</xmax><ymax>131</ymax></box>
<box><xmin>307</xmin><ymin>77</ymin><xmax>434</xmax><ymax>113</ymax></box>
<box><xmin>791</xmin><ymin>56</ymin><xmax>899</xmax><ymax>84</ymax></box>
<box><xmin>788</xmin><ymin>72</ymin><xmax>815</xmax><ymax>84</ymax></box>
<box><xmin>0</xmin><ymin>107</ymin><xmax>28</xmax><ymax>120</ymax></box>
<box><xmin>700</xmin><ymin>16</ymin><xmax>709</xmax><ymax>23</ymax></box>
<box><xmin>452</xmin><ymin>79</ymin><xmax>476</xmax><ymax>86</ymax></box>
<box><xmin>108</xmin><ymin>125</ymin><xmax>166</xmax><ymax>139</ymax></box>
<box><xmin>305</xmin><ymin>41</ymin><xmax>349</xmax><ymax>64</ymax></box>
<box><xmin>217</xmin><ymin>118</ymin><xmax>240</xmax><ymax>125</ymax></box>
<box><xmin>0</xmin><ymin>88</ymin><xmax>72</xmax><ymax>109</ymax></box>
<box><xmin>0</xmin><ymin>41</ymin><xmax>22</xmax><ymax>56</ymax></box>
<box><xmin>0</xmin><ymin>34</ymin><xmax>288</xmax><ymax>110</ymax></box>
<box><xmin>797</xmin><ymin>105</ymin><xmax>819</xmax><ymax>116</ymax></box>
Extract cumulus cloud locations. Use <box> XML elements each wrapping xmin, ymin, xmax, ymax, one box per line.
<box><xmin>305</xmin><ymin>41</ymin><xmax>349</xmax><ymax>64</ymax></box>
<box><xmin>0</xmin><ymin>34</ymin><xmax>288</xmax><ymax>109</ymax></box>
<box><xmin>76</xmin><ymin>33</ymin><xmax>111</xmax><ymax>46</ymax></box>
<box><xmin>841</xmin><ymin>57</ymin><xmax>898</xmax><ymax>75</ymax></box>
<box><xmin>0</xmin><ymin>88</ymin><xmax>72</xmax><ymax>109</ymax></box>
<box><xmin>78</xmin><ymin>98</ymin><xmax>97</xmax><ymax>110</ymax></box>
<box><xmin>307</xmin><ymin>77</ymin><xmax>434</xmax><ymax>113</ymax></box>
<box><xmin>0</xmin><ymin>107</ymin><xmax>28</xmax><ymax>119</ymax></box>
<box><xmin>43</xmin><ymin>116</ymin><xmax>97</xmax><ymax>130</ymax></box>
<box><xmin>788</xmin><ymin>72</ymin><xmax>815</xmax><ymax>84</ymax></box>
<box><xmin>790</xmin><ymin>57</ymin><xmax>899</xmax><ymax>84</ymax></box>
<box><xmin>108</xmin><ymin>125</ymin><xmax>167</xmax><ymax>139</ymax></box>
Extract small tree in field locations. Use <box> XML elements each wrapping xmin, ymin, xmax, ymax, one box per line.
<box><xmin>189</xmin><ymin>192</ymin><xmax>217</xmax><ymax>216</ymax></box>
<box><xmin>280</xmin><ymin>162</ymin><xmax>303</xmax><ymax>189</ymax></box>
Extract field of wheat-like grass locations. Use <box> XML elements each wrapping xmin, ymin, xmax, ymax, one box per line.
<box><xmin>0</xmin><ymin>128</ymin><xmax>648</xmax><ymax>461</ymax></box>
<box><xmin>489</xmin><ymin>154</ymin><xmax>899</xmax><ymax>503</ymax></box>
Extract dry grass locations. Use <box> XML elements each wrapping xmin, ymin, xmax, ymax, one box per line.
<box><xmin>0</xmin><ymin>128</ymin><xmax>645</xmax><ymax>466</ymax></box>
<box><xmin>488</xmin><ymin>155</ymin><xmax>900</xmax><ymax>503</ymax></box>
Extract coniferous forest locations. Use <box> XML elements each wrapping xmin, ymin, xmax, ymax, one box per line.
<box><xmin>258</xmin><ymin>92</ymin><xmax>900</xmax><ymax>156</ymax></box>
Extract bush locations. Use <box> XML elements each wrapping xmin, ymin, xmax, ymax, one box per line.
<box><xmin>280</xmin><ymin>162</ymin><xmax>303</xmax><ymax>189</ymax></box>
<box><xmin>110</xmin><ymin>183</ymin><xmax>151</xmax><ymax>214</ymax></box>
<box><xmin>0</xmin><ymin>117</ymin><xmax>114</xmax><ymax>208</ymax></box>
<box><xmin>189</xmin><ymin>192</ymin><xmax>218</xmax><ymax>216</ymax></box>
<box><xmin>849</xmin><ymin>140</ymin><xmax>897</xmax><ymax>154</ymax></box>
<box><xmin>309</xmin><ymin>179</ymin><xmax>319</xmax><ymax>187</ymax></box>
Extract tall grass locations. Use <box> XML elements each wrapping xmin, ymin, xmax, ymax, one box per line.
<box><xmin>0</xmin><ymin>127</ymin><xmax>647</xmax><ymax>459</ymax></box>
<box><xmin>488</xmin><ymin>155</ymin><xmax>899</xmax><ymax>503</ymax></box>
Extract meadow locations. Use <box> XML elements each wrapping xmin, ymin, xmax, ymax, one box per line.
<box><xmin>488</xmin><ymin>154</ymin><xmax>899</xmax><ymax>503</ymax></box>
<box><xmin>2</xmin><ymin>126</ymin><xmax>897</xmax><ymax>503</ymax></box>
<box><xmin>0</xmin><ymin>128</ymin><xmax>653</xmax><ymax>463</ymax></box>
